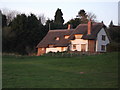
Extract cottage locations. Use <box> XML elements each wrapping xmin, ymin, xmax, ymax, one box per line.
<box><xmin>36</xmin><ymin>21</ymin><xmax>110</xmax><ymax>56</ymax></box>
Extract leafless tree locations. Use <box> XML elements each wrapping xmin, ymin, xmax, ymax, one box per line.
<box><xmin>38</xmin><ymin>14</ymin><xmax>46</xmax><ymax>25</ymax></box>
<box><xmin>87</xmin><ymin>12</ymin><xmax>97</xmax><ymax>22</ymax></box>
<box><xmin>1</xmin><ymin>8</ymin><xmax>20</xmax><ymax>25</ymax></box>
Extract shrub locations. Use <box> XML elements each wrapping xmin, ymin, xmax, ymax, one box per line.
<box><xmin>107</xmin><ymin>42</ymin><xmax>120</xmax><ymax>52</ymax></box>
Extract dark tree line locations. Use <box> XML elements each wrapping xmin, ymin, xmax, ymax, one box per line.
<box><xmin>46</xmin><ymin>8</ymin><xmax>65</xmax><ymax>30</ymax></box>
<box><xmin>106</xmin><ymin>21</ymin><xmax>120</xmax><ymax>51</ymax></box>
<box><xmin>1</xmin><ymin>8</ymin><xmax>99</xmax><ymax>55</ymax></box>
<box><xmin>47</xmin><ymin>9</ymin><xmax>97</xmax><ymax>30</ymax></box>
<box><xmin>2</xmin><ymin>13</ymin><xmax>48</xmax><ymax>55</ymax></box>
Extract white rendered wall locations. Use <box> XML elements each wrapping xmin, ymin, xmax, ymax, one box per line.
<box><xmin>46</xmin><ymin>47</ymin><xmax>67</xmax><ymax>53</ymax></box>
<box><xmin>96</xmin><ymin>28</ymin><xmax>110</xmax><ymax>52</ymax></box>
<box><xmin>70</xmin><ymin>39</ymin><xmax>88</xmax><ymax>51</ymax></box>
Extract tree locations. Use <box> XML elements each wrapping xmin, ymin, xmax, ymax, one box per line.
<box><xmin>9</xmin><ymin>13</ymin><xmax>47</xmax><ymax>55</ymax></box>
<box><xmin>2</xmin><ymin>14</ymin><xmax>7</xmax><ymax>27</ymax></box>
<box><xmin>2</xmin><ymin>11</ymin><xmax>48</xmax><ymax>55</ymax></box>
<box><xmin>54</xmin><ymin>8</ymin><xmax>64</xmax><ymax>25</ymax></box>
<box><xmin>1</xmin><ymin>8</ymin><xmax>19</xmax><ymax>25</ymax></box>
<box><xmin>2</xmin><ymin>26</ymin><xmax>16</xmax><ymax>52</ymax></box>
<box><xmin>109</xmin><ymin>20</ymin><xmax>113</xmax><ymax>27</ymax></box>
<box><xmin>38</xmin><ymin>14</ymin><xmax>46</xmax><ymax>25</ymax></box>
<box><xmin>77</xmin><ymin>9</ymin><xmax>88</xmax><ymax>24</ymax></box>
<box><xmin>64</xmin><ymin>18</ymin><xmax>81</xmax><ymax>28</ymax></box>
<box><xmin>10</xmin><ymin>14</ymin><xmax>28</xmax><ymax>54</ymax></box>
<box><xmin>77</xmin><ymin>9</ymin><xmax>97</xmax><ymax>23</ymax></box>
<box><xmin>77</xmin><ymin>9</ymin><xmax>86</xmax><ymax>18</ymax></box>
<box><xmin>26</xmin><ymin>13</ymin><xmax>45</xmax><ymax>48</ymax></box>
<box><xmin>87</xmin><ymin>12</ymin><xmax>97</xmax><ymax>22</ymax></box>
<box><xmin>45</xmin><ymin>19</ymin><xmax>55</xmax><ymax>30</ymax></box>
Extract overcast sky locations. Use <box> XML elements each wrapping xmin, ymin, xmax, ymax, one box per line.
<box><xmin>0</xmin><ymin>0</ymin><xmax>119</xmax><ymax>26</ymax></box>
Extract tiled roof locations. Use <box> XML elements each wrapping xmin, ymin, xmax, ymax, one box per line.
<box><xmin>37</xmin><ymin>23</ymin><xmax>104</xmax><ymax>48</ymax></box>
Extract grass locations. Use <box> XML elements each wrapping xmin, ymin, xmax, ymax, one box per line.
<box><xmin>2</xmin><ymin>52</ymin><xmax>119</xmax><ymax>88</ymax></box>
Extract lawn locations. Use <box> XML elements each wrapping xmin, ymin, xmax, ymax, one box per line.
<box><xmin>2</xmin><ymin>52</ymin><xmax>118</xmax><ymax>88</ymax></box>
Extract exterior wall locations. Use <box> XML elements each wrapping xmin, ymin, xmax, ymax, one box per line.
<box><xmin>88</xmin><ymin>40</ymin><xmax>95</xmax><ymax>52</ymax></box>
<box><xmin>70</xmin><ymin>39</ymin><xmax>88</xmax><ymax>51</ymax></box>
<box><xmin>96</xmin><ymin>28</ymin><xmax>110</xmax><ymax>52</ymax></box>
<box><xmin>46</xmin><ymin>47</ymin><xmax>67</xmax><ymax>53</ymax></box>
<box><xmin>37</xmin><ymin>48</ymin><xmax>46</xmax><ymax>56</ymax></box>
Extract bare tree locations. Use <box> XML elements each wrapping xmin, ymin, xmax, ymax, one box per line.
<box><xmin>87</xmin><ymin>12</ymin><xmax>97</xmax><ymax>22</ymax></box>
<box><xmin>38</xmin><ymin>14</ymin><xmax>46</xmax><ymax>25</ymax></box>
<box><xmin>1</xmin><ymin>8</ymin><xmax>20</xmax><ymax>25</ymax></box>
<box><xmin>76</xmin><ymin>9</ymin><xmax>97</xmax><ymax>23</ymax></box>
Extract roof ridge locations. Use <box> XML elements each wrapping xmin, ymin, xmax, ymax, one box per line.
<box><xmin>49</xmin><ymin>29</ymin><xmax>75</xmax><ymax>32</ymax></box>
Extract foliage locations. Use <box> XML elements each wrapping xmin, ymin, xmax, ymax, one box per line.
<box><xmin>77</xmin><ymin>9</ymin><xmax>88</xmax><ymax>24</ymax></box>
<box><xmin>2</xmin><ymin>8</ymin><xmax>98</xmax><ymax>55</ymax></box>
<box><xmin>2</xmin><ymin>13</ymin><xmax>48</xmax><ymax>55</ymax></box>
<box><xmin>2</xmin><ymin>14</ymin><xmax>7</xmax><ymax>27</ymax></box>
<box><xmin>64</xmin><ymin>18</ymin><xmax>81</xmax><ymax>28</ymax></box>
<box><xmin>2</xmin><ymin>27</ymin><xmax>15</xmax><ymax>52</ymax></box>
<box><xmin>107</xmin><ymin>25</ymin><xmax>120</xmax><ymax>43</ymax></box>
<box><xmin>1</xmin><ymin>8</ymin><xmax>19</xmax><ymax>25</ymax></box>
<box><xmin>45</xmin><ymin>19</ymin><xmax>55</xmax><ymax>30</ymax></box>
<box><xmin>87</xmin><ymin>12</ymin><xmax>97</xmax><ymax>22</ymax></box>
<box><xmin>45</xmin><ymin>8</ymin><xmax>65</xmax><ymax>30</ymax></box>
<box><xmin>107</xmin><ymin>42</ymin><xmax>120</xmax><ymax>52</ymax></box>
<box><xmin>106</xmin><ymin>22</ymin><xmax>120</xmax><ymax>52</ymax></box>
<box><xmin>76</xmin><ymin>9</ymin><xmax>97</xmax><ymax>24</ymax></box>
<box><xmin>43</xmin><ymin>51</ymin><xmax>97</xmax><ymax>57</ymax></box>
<box><xmin>54</xmin><ymin>8</ymin><xmax>64</xmax><ymax>25</ymax></box>
<box><xmin>2</xmin><ymin>52</ymin><xmax>118</xmax><ymax>88</ymax></box>
<box><xmin>109</xmin><ymin>20</ymin><xmax>113</xmax><ymax>27</ymax></box>
<box><xmin>64</xmin><ymin>9</ymin><xmax>97</xmax><ymax>28</ymax></box>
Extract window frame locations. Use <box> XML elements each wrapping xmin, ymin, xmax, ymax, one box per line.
<box><xmin>101</xmin><ymin>45</ymin><xmax>105</xmax><ymax>51</ymax></box>
<box><xmin>102</xmin><ymin>35</ymin><xmax>106</xmax><ymax>41</ymax></box>
<box><xmin>73</xmin><ymin>44</ymin><xmax>76</xmax><ymax>49</ymax></box>
<box><xmin>55</xmin><ymin>37</ymin><xmax>60</xmax><ymax>40</ymax></box>
<box><xmin>64</xmin><ymin>35</ymin><xmax>69</xmax><ymax>39</ymax></box>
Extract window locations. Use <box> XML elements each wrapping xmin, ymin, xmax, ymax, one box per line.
<box><xmin>64</xmin><ymin>35</ymin><xmax>69</xmax><ymax>39</ymax></box>
<box><xmin>75</xmin><ymin>34</ymin><xmax>83</xmax><ymax>39</ymax></box>
<box><xmin>55</xmin><ymin>37</ymin><xmax>60</xmax><ymax>40</ymax></box>
<box><xmin>49</xmin><ymin>45</ymin><xmax>54</xmax><ymax>48</ymax></box>
<box><xmin>101</xmin><ymin>45</ymin><xmax>105</xmax><ymax>51</ymax></box>
<box><xmin>61</xmin><ymin>47</ymin><xmax>64</xmax><ymax>51</ymax></box>
<box><xmin>42</xmin><ymin>48</ymin><xmax>44</xmax><ymax>50</ymax></box>
<box><xmin>73</xmin><ymin>44</ymin><xmax>76</xmax><ymax>49</ymax></box>
<box><xmin>102</xmin><ymin>35</ymin><xmax>106</xmax><ymax>41</ymax></box>
<box><xmin>81</xmin><ymin>44</ymin><xmax>86</xmax><ymax>52</ymax></box>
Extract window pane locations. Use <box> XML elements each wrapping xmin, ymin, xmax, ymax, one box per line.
<box><xmin>101</xmin><ymin>45</ymin><xmax>105</xmax><ymax>50</ymax></box>
<box><xmin>73</xmin><ymin>45</ymin><xmax>76</xmax><ymax>49</ymax></box>
<box><xmin>102</xmin><ymin>35</ymin><xmax>106</xmax><ymax>41</ymax></box>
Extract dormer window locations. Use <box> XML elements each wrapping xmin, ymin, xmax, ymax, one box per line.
<box><xmin>64</xmin><ymin>35</ymin><xmax>69</xmax><ymax>39</ymax></box>
<box><xmin>49</xmin><ymin>45</ymin><xmax>54</xmax><ymax>48</ymax></box>
<box><xmin>102</xmin><ymin>35</ymin><xmax>106</xmax><ymax>41</ymax></box>
<box><xmin>55</xmin><ymin>37</ymin><xmax>60</xmax><ymax>40</ymax></box>
<box><xmin>75</xmin><ymin>34</ymin><xmax>83</xmax><ymax>39</ymax></box>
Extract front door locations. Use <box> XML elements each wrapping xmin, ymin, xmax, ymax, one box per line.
<box><xmin>81</xmin><ymin>44</ymin><xmax>86</xmax><ymax>52</ymax></box>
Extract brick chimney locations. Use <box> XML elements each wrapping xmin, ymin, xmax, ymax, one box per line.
<box><xmin>68</xmin><ymin>24</ymin><xmax>71</xmax><ymax>30</ymax></box>
<box><xmin>88</xmin><ymin>20</ymin><xmax>92</xmax><ymax>35</ymax></box>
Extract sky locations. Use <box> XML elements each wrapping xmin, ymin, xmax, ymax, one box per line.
<box><xmin>0</xmin><ymin>0</ymin><xmax>119</xmax><ymax>26</ymax></box>
<box><xmin>118</xmin><ymin>1</ymin><xmax>120</xmax><ymax>26</ymax></box>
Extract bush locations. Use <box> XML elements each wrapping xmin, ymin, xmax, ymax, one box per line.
<box><xmin>107</xmin><ymin>42</ymin><xmax>120</xmax><ymax>52</ymax></box>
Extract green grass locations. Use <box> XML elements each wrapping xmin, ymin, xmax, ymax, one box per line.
<box><xmin>2</xmin><ymin>52</ymin><xmax>118</xmax><ymax>88</ymax></box>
